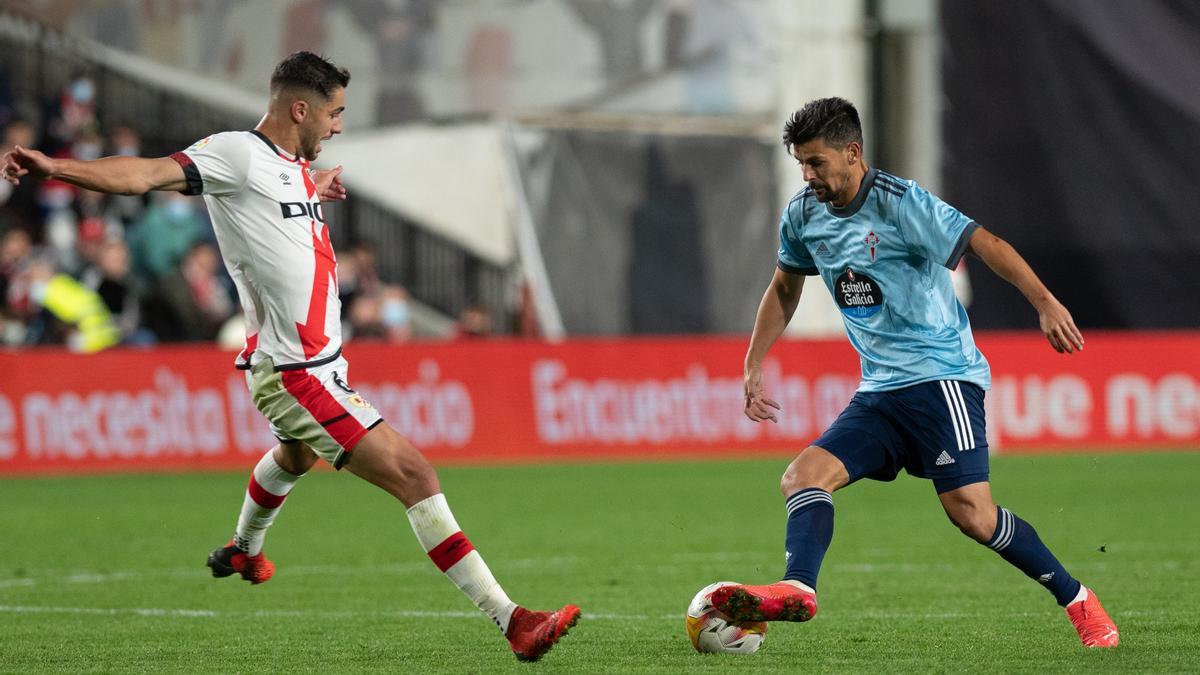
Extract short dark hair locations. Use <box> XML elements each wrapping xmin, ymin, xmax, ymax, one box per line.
<box><xmin>782</xmin><ymin>97</ymin><xmax>863</xmax><ymax>151</ymax></box>
<box><xmin>270</xmin><ymin>51</ymin><xmax>351</xmax><ymax>100</ymax></box>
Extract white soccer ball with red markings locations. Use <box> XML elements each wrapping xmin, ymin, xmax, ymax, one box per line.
<box><xmin>685</xmin><ymin>581</ymin><xmax>768</xmax><ymax>654</ymax></box>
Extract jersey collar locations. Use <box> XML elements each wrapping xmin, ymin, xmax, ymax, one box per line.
<box><xmin>250</xmin><ymin>130</ymin><xmax>302</xmax><ymax>163</ymax></box>
<box><xmin>825</xmin><ymin>166</ymin><xmax>878</xmax><ymax>219</ymax></box>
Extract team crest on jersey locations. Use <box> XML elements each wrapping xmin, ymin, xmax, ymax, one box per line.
<box><xmin>835</xmin><ymin>268</ymin><xmax>884</xmax><ymax>318</ymax></box>
<box><xmin>187</xmin><ymin>136</ymin><xmax>213</xmax><ymax>152</ymax></box>
<box><xmin>864</xmin><ymin>231</ymin><xmax>880</xmax><ymax>261</ymax></box>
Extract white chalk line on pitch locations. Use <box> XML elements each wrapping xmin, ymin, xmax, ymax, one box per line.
<box><xmin>0</xmin><ymin>605</ymin><xmax>1159</xmax><ymax>622</ymax></box>
<box><xmin>0</xmin><ymin>555</ymin><xmax>1171</xmax><ymax>590</ymax></box>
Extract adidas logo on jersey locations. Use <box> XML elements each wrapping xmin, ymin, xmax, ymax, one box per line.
<box><xmin>816</xmin><ymin>242</ymin><xmax>832</xmax><ymax>257</ymax></box>
<box><xmin>935</xmin><ymin>450</ymin><xmax>955</xmax><ymax>466</ymax></box>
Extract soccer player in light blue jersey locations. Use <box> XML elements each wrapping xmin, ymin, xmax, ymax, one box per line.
<box><xmin>710</xmin><ymin>98</ymin><xmax>1118</xmax><ymax>648</ymax></box>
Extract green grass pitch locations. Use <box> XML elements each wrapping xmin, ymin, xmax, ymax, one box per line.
<box><xmin>2</xmin><ymin>451</ymin><xmax>1198</xmax><ymax>673</ymax></box>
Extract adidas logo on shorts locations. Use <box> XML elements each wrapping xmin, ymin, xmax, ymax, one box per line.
<box><xmin>935</xmin><ymin>450</ymin><xmax>955</xmax><ymax>466</ymax></box>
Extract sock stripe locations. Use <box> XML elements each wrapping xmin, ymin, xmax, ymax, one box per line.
<box><xmin>247</xmin><ymin>474</ymin><xmax>288</xmax><ymax>509</ymax></box>
<box><xmin>786</xmin><ymin>489</ymin><xmax>833</xmax><ymax>516</ymax></box>
<box><xmin>988</xmin><ymin>507</ymin><xmax>1015</xmax><ymax>551</ymax></box>
<box><xmin>428</xmin><ymin>531</ymin><xmax>476</xmax><ymax>572</ymax></box>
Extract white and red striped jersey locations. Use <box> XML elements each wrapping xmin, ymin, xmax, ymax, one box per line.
<box><xmin>172</xmin><ymin>131</ymin><xmax>341</xmax><ymax>370</ymax></box>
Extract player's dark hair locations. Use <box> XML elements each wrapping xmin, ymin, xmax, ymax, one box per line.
<box><xmin>782</xmin><ymin>97</ymin><xmax>863</xmax><ymax>151</ymax></box>
<box><xmin>270</xmin><ymin>51</ymin><xmax>351</xmax><ymax>100</ymax></box>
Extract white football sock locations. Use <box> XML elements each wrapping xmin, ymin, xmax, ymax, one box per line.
<box><xmin>781</xmin><ymin>579</ymin><xmax>817</xmax><ymax>594</ymax></box>
<box><xmin>407</xmin><ymin>493</ymin><xmax>517</xmax><ymax>633</ymax></box>
<box><xmin>234</xmin><ymin>449</ymin><xmax>303</xmax><ymax>556</ymax></box>
<box><xmin>1067</xmin><ymin>585</ymin><xmax>1088</xmax><ymax>606</ymax></box>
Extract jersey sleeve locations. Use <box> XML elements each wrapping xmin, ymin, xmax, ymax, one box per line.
<box><xmin>777</xmin><ymin>195</ymin><xmax>818</xmax><ymax>276</ymax></box>
<box><xmin>169</xmin><ymin>132</ymin><xmax>251</xmax><ymax>197</ymax></box>
<box><xmin>898</xmin><ymin>184</ymin><xmax>979</xmax><ymax>269</ymax></box>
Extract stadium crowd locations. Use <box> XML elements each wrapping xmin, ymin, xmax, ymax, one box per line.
<box><xmin>0</xmin><ymin>74</ymin><xmax>504</xmax><ymax>353</ymax></box>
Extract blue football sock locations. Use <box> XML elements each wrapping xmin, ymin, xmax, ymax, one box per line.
<box><xmin>782</xmin><ymin>488</ymin><xmax>834</xmax><ymax>589</ymax></box>
<box><xmin>986</xmin><ymin>506</ymin><xmax>1082</xmax><ymax>606</ymax></box>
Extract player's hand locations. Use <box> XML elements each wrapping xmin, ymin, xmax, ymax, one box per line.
<box><xmin>312</xmin><ymin>165</ymin><xmax>347</xmax><ymax>202</ymax></box>
<box><xmin>1037</xmin><ymin>296</ymin><xmax>1084</xmax><ymax>353</ymax></box>
<box><xmin>744</xmin><ymin>364</ymin><xmax>781</xmax><ymax>423</ymax></box>
<box><xmin>2</xmin><ymin>146</ymin><xmax>55</xmax><ymax>185</ymax></box>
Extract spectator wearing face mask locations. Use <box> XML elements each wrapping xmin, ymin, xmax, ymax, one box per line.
<box><xmin>126</xmin><ymin>191</ymin><xmax>205</xmax><ymax>284</ymax></box>
<box><xmin>105</xmin><ymin>124</ymin><xmax>147</xmax><ymax>228</ymax></box>
<box><xmin>40</xmin><ymin>75</ymin><xmax>98</xmax><ymax>158</ymax></box>
<box><xmin>379</xmin><ymin>284</ymin><xmax>412</xmax><ymax>342</ymax></box>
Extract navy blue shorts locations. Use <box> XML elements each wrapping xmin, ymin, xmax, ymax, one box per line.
<box><xmin>813</xmin><ymin>380</ymin><xmax>989</xmax><ymax>494</ymax></box>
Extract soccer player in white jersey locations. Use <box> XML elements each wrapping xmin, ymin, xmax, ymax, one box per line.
<box><xmin>2</xmin><ymin>52</ymin><xmax>579</xmax><ymax>662</ymax></box>
<box><xmin>709</xmin><ymin>98</ymin><xmax>1118</xmax><ymax>648</ymax></box>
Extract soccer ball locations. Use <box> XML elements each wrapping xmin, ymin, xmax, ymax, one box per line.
<box><xmin>685</xmin><ymin>581</ymin><xmax>768</xmax><ymax>654</ymax></box>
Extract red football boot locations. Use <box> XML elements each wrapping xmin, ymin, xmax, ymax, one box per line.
<box><xmin>711</xmin><ymin>581</ymin><xmax>818</xmax><ymax>623</ymax></box>
<box><xmin>505</xmin><ymin>604</ymin><xmax>581</xmax><ymax>662</ymax></box>
<box><xmin>1066</xmin><ymin>587</ymin><xmax>1119</xmax><ymax>647</ymax></box>
<box><xmin>206</xmin><ymin>540</ymin><xmax>274</xmax><ymax>585</ymax></box>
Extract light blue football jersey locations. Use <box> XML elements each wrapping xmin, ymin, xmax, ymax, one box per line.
<box><xmin>777</xmin><ymin>167</ymin><xmax>990</xmax><ymax>392</ymax></box>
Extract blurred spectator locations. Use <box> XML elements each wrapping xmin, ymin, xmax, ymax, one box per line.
<box><xmin>1</xmin><ymin>121</ymin><xmax>41</xmax><ymax>235</ymax></box>
<box><xmin>74</xmin><ymin>214</ymin><xmax>108</xmax><ymax>274</ymax></box>
<box><xmin>126</xmin><ymin>191</ymin><xmax>205</xmax><ymax>284</ymax></box>
<box><xmin>105</xmin><ymin>123</ymin><xmax>148</xmax><ymax>227</ymax></box>
<box><xmin>455</xmin><ymin>303</ymin><xmax>493</xmax><ymax>339</ymax></box>
<box><xmin>79</xmin><ymin>238</ymin><xmax>149</xmax><ymax>345</ymax></box>
<box><xmin>379</xmin><ymin>284</ymin><xmax>412</xmax><ymax>342</ymax></box>
<box><xmin>338</xmin><ymin>0</ymin><xmax>437</xmax><ymax>123</ymax></box>
<box><xmin>514</xmin><ymin>279</ymin><xmax>539</xmax><ymax>338</ymax></box>
<box><xmin>142</xmin><ymin>241</ymin><xmax>234</xmax><ymax>342</ymax></box>
<box><xmin>0</xmin><ymin>228</ymin><xmax>32</xmax><ymax>316</ymax></box>
<box><xmin>40</xmin><ymin>75</ymin><xmax>98</xmax><ymax>157</ymax></box>
<box><xmin>0</xmin><ymin>67</ymin><xmax>15</xmax><ymax>129</ymax></box>
<box><xmin>346</xmin><ymin>292</ymin><xmax>386</xmax><ymax>341</ymax></box>
<box><xmin>18</xmin><ymin>253</ymin><xmax>120</xmax><ymax>353</ymax></box>
<box><xmin>337</xmin><ymin>238</ymin><xmax>381</xmax><ymax>318</ymax></box>
<box><xmin>566</xmin><ymin>0</ymin><xmax>654</xmax><ymax>82</ymax></box>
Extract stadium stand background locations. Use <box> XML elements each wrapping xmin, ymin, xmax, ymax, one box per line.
<box><xmin>5</xmin><ymin>1</ymin><xmax>1195</xmax><ymax>350</ymax></box>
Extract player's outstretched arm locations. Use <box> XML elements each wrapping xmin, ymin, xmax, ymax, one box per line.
<box><xmin>967</xmin><ymin>226</ymin><xmax>1084</xmax><ymax>354</ymax></box>
<box><xmin>1</xmin><ymin>145</ymin><xmax>186</xmax><ymax>195</ymax></box>
<box><xmin>744</xmin><ymin>268</ymin><xmax>805</xmax><ymax>422</ymax></box>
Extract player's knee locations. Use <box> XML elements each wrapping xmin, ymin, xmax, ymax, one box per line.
<box><xmin>780</xmin><ymin>447</ymin><xmax>846</xmax><ymax>496</ymax></box>
<box><xmin>387</xmin><ymin>443</ymin><xmax>439</xmax><ymax>497</ymax></box>
<box><xmin>945</xmin><ymin>504</ymin><xmax>994</xmax><ymax>543</ymax></box>
<box><xmin>275</xmin><ymin>442</ymin><xmax>318</xmax><ymax>476</ymax></box>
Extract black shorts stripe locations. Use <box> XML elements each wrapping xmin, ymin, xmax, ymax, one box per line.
<box><xmin>319</xmin><ymin>412</ymin><xmax>351</xmax><ymax>427</ymax></box>
<box><xmin>273</xmin><ymin>347</ymin><xmax>343</xmax><ymax>372</ymax></box>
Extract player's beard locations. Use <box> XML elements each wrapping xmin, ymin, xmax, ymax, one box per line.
<box><xmin>300</xmin><ymin>138</ymin><xmax>319</xmax><ymax>161</ymax></box>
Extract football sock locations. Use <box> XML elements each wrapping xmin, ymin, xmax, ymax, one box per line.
<box><xmin>233</xmin><ymin>449</ymin><xmax>304</xmax><ymax>556</ymax></box>
<box><xmin>407</xmin><ymin>493</ymin><xmax>517</xmax><ymax>633</ymax></box>
<box><xmin>782</xmin><ymin>488</ymin><xmax>834</xmax><ymax>590</ymax></box>
<box><xmin>985</xmin><ymin>506</ymin><xmax>1082</xmax><ymax>606</ymax></box>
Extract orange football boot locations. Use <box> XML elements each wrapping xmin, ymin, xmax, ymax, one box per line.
<box><xmin>1066</xmin><ymin>587</ymin><xmax>1119</xmax><ymax>647</ymax></box>
<box><xmin>505</xmin><ymin>604</ymin><xmax>581</xmax><ymax>662</ymax></box>
<box><xmin>206</xmin><ymin>540</ymin><xmax>275</xmax><ymax>585</ymax></box>
<box><xmin>711</xmin><ymin>581</ymin><xmax>818</xmax><ymax>623</ymax></box>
